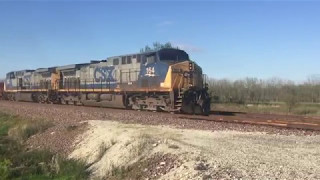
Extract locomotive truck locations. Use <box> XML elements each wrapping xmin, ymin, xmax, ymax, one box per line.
<box><xmin>2</xmin><ymin>48</ymin><xmax>211</xmax><ymax>115</ymax></box>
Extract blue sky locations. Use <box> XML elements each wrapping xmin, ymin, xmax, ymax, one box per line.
<box><xmin>0</xmin><ymin>1</ymin><xmax>319</xmax><ymax>82</ymax></box>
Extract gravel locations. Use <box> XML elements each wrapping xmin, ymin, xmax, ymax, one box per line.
<box><xmin>0</xmin><ymin>101</ymin><xmax>319</xmax><ymax>154</ymax></box>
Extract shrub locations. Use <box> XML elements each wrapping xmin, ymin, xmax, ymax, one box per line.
<box><xmin>57</xmin><ymin>158</ymin><xmax>89</xmax><ymax>180</ymax></box>
<box><xmin>8</xmin><ymin>119</ymin><xmax>53</xmax><ymax>142</ymax></box>
<box><xmin>0</xmin><ymin>112</ymin><xmax>19</xmax><ymax>136</ymax></box>
<box><xmin>0</xmin><ymin>159</ymin><xmax>11</xmax><ymax>179</ymax></box>
<box><xmin>110</xmin><ymin>164</ymin><xmax>127</xmax><ymax>179</ymax></box>
<box><xmin>293</xmin><ymin>107</ymin><xmax>319</xmax><ymax>115</ymax></box>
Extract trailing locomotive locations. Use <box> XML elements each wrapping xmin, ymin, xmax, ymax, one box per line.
<box><xmin>0</xmin><ymin>81</ymin><xmax>4</xmax><ymax>99</ymax></box>
<box><xmin>3</xmin><ymin>48</ymin><xmax>211</xmax><ymax>115</ymax></box>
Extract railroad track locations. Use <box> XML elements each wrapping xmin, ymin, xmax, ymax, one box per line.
<box><xmin>179</xmin><ymin>111</ymin><xmax>320</xmax><ymax>131</ymax></box>
<box><xmin>1</xmin><ymin>100</ymin><xmax>320</xmax><ymax>132</ymax></box>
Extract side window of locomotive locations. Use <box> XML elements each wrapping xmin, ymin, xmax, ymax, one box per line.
<box><xmin>136</xmin><ymin>54</ymin><xmax>141</xmax><ymax>63</ymax></box>
<box><xmin>10</xmin><ymin>73</ymin><xmax>15</xmax><ymax>79</ymax></box>
<box><xmin>159</xmin><ymin>50</ymin><xmax>189</xmax><ymax>62</ymax></box>
<box><xmin>41</xmin><ymin>72</ymin><xmax>51</xmax><ymax>78</ymax></box>
<box><xmin>127</xmin><ymin>56</ymin><xmax>132</xmax><ymax>64</ymax></box>
<box><xmin>121</xmin><ymin>57</ymin><xmax>126</xmax><ymax>65</ymax></box>
<box><xmin>142</xmin><ymin>55</ymin><xmax>147</xmax><ymax>64</ymax></box>
<box><xmin>113</xmin><ymin>58</ymin><xmax>119</xmax><ymax>65</ymax></box>
<box><xmin>16</xmin><ymin>71</ymin><xmax>24</xmax><ymax>77</ymax></box>
<box><xmin>146</xmin><ymin>55</ymin><xmax>155</xmax><ymax>64</ymax></box>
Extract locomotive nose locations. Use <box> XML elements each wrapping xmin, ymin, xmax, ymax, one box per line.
<box><xmin>168</xmin><ymin>60</ymin><xmax>210</xmax><ymax>115</ymax></box>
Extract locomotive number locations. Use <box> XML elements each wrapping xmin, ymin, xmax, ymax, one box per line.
<box><xmin>146</xmin><ymin>67</ymin><xmax>155</xmax><ymax>77</ymax></box>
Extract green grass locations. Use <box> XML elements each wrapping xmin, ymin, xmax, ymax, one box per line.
<box><xmin>292</xmin><ymin>105</ymin><xmax>319</xmax><ymax>115</ymax></box>
<box><xmin>212</xmin><ymin>102</ymin><xmax>320</xmax><ymax>116</ymax></box>
<box><xmin>0</xmin><ymin>113</ymin><xmax>19</xmax><ymax>136</ymax></box>
<box><xmin>0</xmin><ymin>111</ymin><xmax>89</xmax><ymax>180</ymax></box>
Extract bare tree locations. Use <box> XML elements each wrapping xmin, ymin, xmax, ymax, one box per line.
<box><xmin>283</xmin><ymin>85</ymin><xmax>298</xmax><ymax>113</ymax></box>
<box><xmin>208</xmin><ymin>77</ymin><xmax>320</xmax><ymax>105</ymax></box>
<box><xmin>140</xmin><ymin>42</ymin><xmax>177</xmax><ymax>53</ymax></box>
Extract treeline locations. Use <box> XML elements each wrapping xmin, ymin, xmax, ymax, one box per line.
<box><xmin>140</xmin><ymin>42</ymin><xmax>179</xmax><ymax>53</ymax></box>
<box><xmin>207</xmin><ymin>77</ymin><xmax>320</xmax><ymax>105</ymax></box>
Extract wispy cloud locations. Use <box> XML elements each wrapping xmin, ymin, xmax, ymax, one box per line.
<box><xmin>156</xmin><ymin>20</ymin><xmax>174</xmax><ymax>27</ymax></box>
<box><xmin>172</xmin><ymin>42</ymin><xmax>204</xmax><ymax>53</ymax></box>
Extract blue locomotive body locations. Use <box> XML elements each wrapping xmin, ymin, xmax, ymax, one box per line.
<box><xmin>3</xmin><ymin>48</ymin><xmax>210</xmax><ymax>115</ymax></box>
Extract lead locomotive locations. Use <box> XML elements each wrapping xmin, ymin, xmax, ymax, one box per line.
<box><xmin>3</xmin><ymin>48</ymin><xmax>210</xmax><ymax>115</ymax></box>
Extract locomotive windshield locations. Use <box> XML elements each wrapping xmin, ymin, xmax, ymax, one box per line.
<box><xmin>158</xmin><ymin>49</ymin><xmax>189</xmax><ymax>62</ymax></box>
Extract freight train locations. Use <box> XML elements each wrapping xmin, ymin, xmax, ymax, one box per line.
<box><xmin>0</xmin><ymin>81</ymin><xmax>4</xmax><ymax>99</ymax></box>
<box><xmin>2</xmin><ymin>48</ymin><xmax>211</xmax><ymax>115</ymax></box>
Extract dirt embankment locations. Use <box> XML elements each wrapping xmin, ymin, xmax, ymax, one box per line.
<box><xmin>70</xmin><ymin>120</ymin><xmax>320</xmax><ymax>180</ymax></box>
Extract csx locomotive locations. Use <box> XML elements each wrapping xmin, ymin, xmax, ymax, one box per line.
<box><xmin>0</xmin><ymin>81</ymin><xmax>3</xmax><ymax>99</ymax></box>
<box><xmin>2</xmin><ymin>48</ymin><xmax>211</xmax><ymax>115</ymax></box>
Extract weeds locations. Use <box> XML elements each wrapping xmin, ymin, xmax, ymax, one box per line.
<box><xmin>0</xmin><ymin>159</ymin><xmax>11</xmax><ymax>179</ymax></box>
<box><xmin>133</xmin><ymin>133</ymin><xmax>154</xmax><ymax>157</ymax></box>
<box><xmin>0</xmin><ymin>111</ymin><xmax>89</xmax><ymax>180</ymax></box>
<box><xmin>0</xmin><ymin>112</ymin><xmax>19</xmax><ymax>136</ymax></box>
<box><xmin>8</xmin><ymin>118</ymin><xmax>53</xmax><ymax>142</ymax></box>
<box><xmin>293</xmin><ymin>106</ymin><xmax>319</xmax><ymax>115</ymax></box>
<box><xmin>110</xmin><ymin>163</ymin><xmax>127</xmax><ymax>179</ymax></box>
<box><xmin>57</xmin><ymin>158</ymin><xmax>88</xmax><ymax>180</ymax></box>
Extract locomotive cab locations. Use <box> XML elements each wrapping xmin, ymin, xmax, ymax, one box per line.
<box><xmin>158</xmin><ymin>48</ymin><xmax>190</xmax><ymax>64</ymax></box>
<box><xmin>156</xmin><ymin>49</ymin><xmax>211</xmax><ymax>115</ymax></box>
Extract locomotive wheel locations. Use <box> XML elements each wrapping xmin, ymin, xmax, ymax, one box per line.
<box><xmin>48</xmin><ymin>92</ymin><xmax>59</xmax><ymax>104</ymax></box>
<box><xmin>37</xmin><ymin>94</ymin><xmax>47</xmax><ymax>103</ymax></box>
<box><xmin>61</xmin><ymin>98</ymin><xmax>66</xmax><ymax>105</ymax></box>
<box><xmin>10</xmin><ymin>94</ymin><xmax>15</xmax><ymax>101</ymax></box>
<box><xmin>75</xmin><ymin>101</ymin><xmax>83</xmax><ymax>106</ymax></box>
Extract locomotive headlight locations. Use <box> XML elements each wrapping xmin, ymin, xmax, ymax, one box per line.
<box><xmin>189</xmin><ymin>62</ymin><xmax>194</xmax><ymax>71</ymax></box>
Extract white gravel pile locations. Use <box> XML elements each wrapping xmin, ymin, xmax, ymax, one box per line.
<box><xmin>69</xmin><ymin>120</ymin><xmax>320</xmax><ymax>180</ymax></box>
